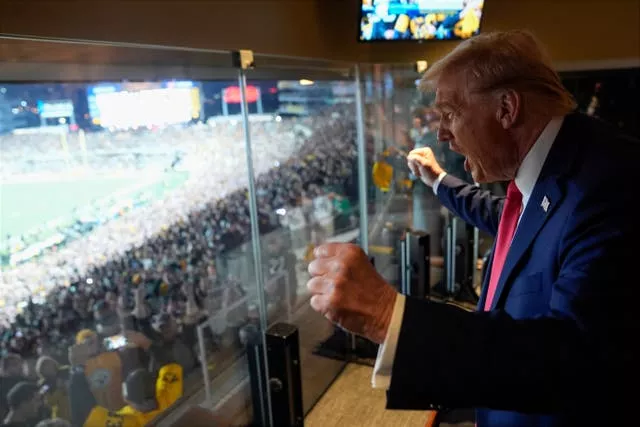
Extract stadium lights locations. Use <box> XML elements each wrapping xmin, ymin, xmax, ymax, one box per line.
<box><xmin>299</xmin><ymin>79</ymin><xmax>314</xmax><ymax>86</ymax></box>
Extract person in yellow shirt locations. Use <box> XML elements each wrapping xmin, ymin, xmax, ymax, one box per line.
<box><xmin>70</xmin><ymin>360</ymin><xmax>183</xmax><ymax>427</ymax></box>
<box><xmin>86</xmin><ymin>364</ymin><xmax>183</xmax><ymax>427</ymax></box>
<box><xmin>35</xmin><ymin>356</ymin><xmax>71</xmax><ymax>421</ymax></box>
<box><xmin>372</xmin><ymin>152</ymin><xmax>394</xmax><ymax>192</ymax></box>
<box><xmin>68</xmin><ymin>341</ymin><xmax>183</xmax><ymax>427</ymax></box>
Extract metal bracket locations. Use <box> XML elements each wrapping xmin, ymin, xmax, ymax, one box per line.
<box><xmin>232</xmin><ymin>50</ymin><xmax>255</xmax><ymax>70</ymax></box>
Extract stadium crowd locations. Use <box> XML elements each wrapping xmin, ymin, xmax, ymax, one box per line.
<box><xmin>1</xmin><ymin>118</ymin><xmax>300</xmax><ymax>272</ymax></box>
<box><xmin>0</xmin><ymin>107</ymin><xmax>359</xmax><ymax>426</ymax></box>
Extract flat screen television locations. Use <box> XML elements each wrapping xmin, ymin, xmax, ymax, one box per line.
<box><xmin>359</xmin><ymin>0</ymin><xmax>485</xmax><ymax>42</ymax></box>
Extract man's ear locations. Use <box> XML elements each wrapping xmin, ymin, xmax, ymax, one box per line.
<box><xmin>495</xmin><ymin>89</ymin><xmax>520</xmax><ymax>129</ymax></box>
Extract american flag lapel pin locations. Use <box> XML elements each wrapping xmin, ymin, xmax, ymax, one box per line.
<box><xmin>541</xmin><ymin>196</ymin><xmax>550</xmax><ymax>212</ymax></box>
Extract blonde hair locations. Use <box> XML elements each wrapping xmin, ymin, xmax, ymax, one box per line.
<box><xmin>75</xmin><ymin>328</ymin><xmax>97</xmax><ymax>344</ymax></box>
<box><xmin>421</xmin><ymin>30</ymin><xmax>576</xmax><ymax>116</ymax></box>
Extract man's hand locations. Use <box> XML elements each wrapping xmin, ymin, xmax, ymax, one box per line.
<box><xmin>306</xmin><ymin>243</ymin><xmax>398</xmax><ymax>344</ymax></box>
<box><xmin>407</xmin><ymin>147</ymin><xmax>445</xmax><ymax>187</ymax></box>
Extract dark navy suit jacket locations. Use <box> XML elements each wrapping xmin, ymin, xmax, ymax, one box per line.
<box><xmin>386</xmin><ymin>114</ymin><xmax>640</xmax><ymax>426</ymax></box>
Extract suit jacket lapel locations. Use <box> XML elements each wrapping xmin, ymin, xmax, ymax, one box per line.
<box><xmin>488</xmin><ymin>177</ymin><xmax>563</xmax><ymax>310</ymax></box>
<box><xmin>487</xmin><ymin>114</ymin><xmax>580</xmax><ymax>310</ymax></box>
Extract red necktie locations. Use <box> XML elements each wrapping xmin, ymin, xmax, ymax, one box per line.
<box><xmin>484</xmin><ymin>181</ymin><xmax>523</xmax><ymax>311</ymax></box>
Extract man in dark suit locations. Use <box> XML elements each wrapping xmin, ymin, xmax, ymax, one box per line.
<box><xmin>306</xmin><ymin>29</ymin><xmax>639</xmax><ymax>426</ymax></box>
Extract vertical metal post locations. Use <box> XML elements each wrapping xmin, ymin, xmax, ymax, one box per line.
<box><xmin>472</xmin><ymin>182</ymin><xmax>480</xmax><ymax>289</ymax></box>
<box><xmin>354</xmin><ymin>64</ymin><xmax>370</xmax><ymax>352</ymax></box>
<box><xmin>266</xmin><ymin>323</ymin><xmax>304</xmax><ymax>427</ymax></box>
<box><xmin>244</xmin><ymin>324</ymin><xmax>269</xmax><ymax>427</ymax></box>
<box><xmin>450</xmin><ymin>216</ymin><xmax>458</xmax><ymax>294</ymax></box>
<box><xmin>472</xmin><ymin>226</ymin><xmax>480</xmax><ymax>289</ymax></box>
<box><xmin>257</xmin><ymin>87</ymin><xmax>264</xmax><ymax>114</ymax></box>
<box><xmin>445</xmin><ymin>214</ymin><xmax>453</xmax><ymax>295</ymax></box>
<box><xmin>372</xmin><ymin>65</ymin><xmax>385</xmax><ymax>159</ymax></box>
<box><xmin>355</xmin><ymin>64</ymin><xmax>369</xmax><ymax>253</ymax></box>
<box><xmin>239</xmin><ymin>68</ymin><xmax>273</xmax><ymax>427</ymax></box>
<box><xmin>199</xmin><ymin>82</ymin><xmax>206</xmax><ymax>123</ymax></box>
<box><xmin>400</xmin><ymin>233</ymin><xmax>408</xmax><ymax>294</ymax></box>
<box><xmin>222</xmin><ymin>89</ymin><xmax>229</xmax><ymax>116</ymax></box>
<box><xmin>197</xmin><ymin>324</ymin><xmax>212</xmax><ymax>403</ymax></box>
<box><xmin>372</xmin><ymin>65</ymin><xmax>385</xmax><ymax>209</ymax></box>
<box><xmin>400</xmin><ymin>231</ymin><xmax>429</xmax><ymax>299</ymax></box>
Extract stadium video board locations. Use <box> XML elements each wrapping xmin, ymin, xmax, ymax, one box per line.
<box><xmin>359</xmin><ymin>0</ymin><xmax>485</xmax><ymax>42</ymax></box>
<box><xmin>87</xmin><ymin>81</ymin><xmax>201</xmax><ymax>129</ymax></box>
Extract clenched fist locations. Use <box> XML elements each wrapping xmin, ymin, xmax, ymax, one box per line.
<box><xmin>407</xmin><ymin>147</ymin><xmax>445</xmax><ymax>187</ymax></box>
<box><xmin>306</xmin><ymin>243</ymin><xmax>397</xmax><ymax>344</ymax></box>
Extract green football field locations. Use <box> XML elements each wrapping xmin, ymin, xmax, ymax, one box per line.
<box><xmin>0</xmin><ymin>171</ymin><xmax>189</xmax><ymax>239</ymax></box>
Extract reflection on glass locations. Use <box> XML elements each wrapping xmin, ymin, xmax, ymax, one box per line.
<box><xmin>361</xmin><ymin>66</ymin><xmax>481</xmax><ymax>298</ymax></box>
<box><xmin>0</xmin><ymin>78</ymin><xmax>285</xmax><ymax>425</ymax></box>
<box><xmin>243</xmin><ymin>77</ymin><xmax>359</xmax><ymax>412</ymax></box>
<box><xmin>0</xmin><ymin>71</ymin><xmax>363</xmax><ymax>424</ymax></box>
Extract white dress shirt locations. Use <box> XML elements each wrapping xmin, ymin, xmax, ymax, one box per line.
<box><xmin>372</xmin><ymin>116</ymin><xmax>564</xmax><ymax>389</ymax></box>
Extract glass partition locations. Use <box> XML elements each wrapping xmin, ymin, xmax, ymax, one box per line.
<box><xmin>359</xmin><ymin>63</ymin><xmax>488</xmax><ymax>301</ymax></box>
<box><xmin>0</xmin><ymin>36</ymin><xmax>271</xmax><ymax>426</ymax></box>
<box><xmin>242</xmin><ymin>60</ymin><xmax>358</xmax><ymax>414</ymax></box>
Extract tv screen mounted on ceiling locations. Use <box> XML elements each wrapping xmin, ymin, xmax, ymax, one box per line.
<box><xmin>359</xmin><ymin>0</ymin><xmax>485</xmax><ymax>42</ymax></box>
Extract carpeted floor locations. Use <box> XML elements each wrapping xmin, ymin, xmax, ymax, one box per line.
<box><xmin>305</xmin><ymin>363</ymin><xmax>475</xmax><ymax>427</ymax></box>
<box><xmin>305</xmin><ymin>363</ymin><xmax>430</xmax><ymax>427</ymax></box>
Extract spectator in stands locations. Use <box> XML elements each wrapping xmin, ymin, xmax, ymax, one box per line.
<box><xmin>92</xmin><ymin>301</ymin><xmax>121</xmax><ymax>338</ymax></box>
<box><xmin>34</xmin><ymin>357</ymin><xmax>69</xmax><ymax>422</ymax></box>
<box><xmin>69</xmin><ymin>351</ymin><xmax>183</xmax><ymax>427</ymax></box>
<box><xmin>409</xmin><ymin>109</ymin><xmax>427</xmax><ymax>144</ymax></box>
<box><xmin>0</xmin><ymin>354</ymin><xmax>27</xmax><ymax>421</ymax></box>
<box><xmin>146</xmin><ymin>313</ymin><xmax>197</xmax><ymax>375</ymax></box>
<box><xmin>71</xmin><ymin>294</ymin><xmax>95</xmax><ymax>333</ymax></box>
<box><xmin>2</xmin><ymin>382</ymin><xmax>49</xmax><ymax>427</ymax></box>
<box><xmin>71</xmin><ymin>328</ymin><xmax>147</xmax><ymax>412</ymax></box>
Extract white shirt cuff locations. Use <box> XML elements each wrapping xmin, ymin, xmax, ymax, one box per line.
<box><xmin>371</xmin><ymin>294</ymin><xmax>406</xmax><ymax>389</ymax></box>
<box><xmin>432</xmin><ymin>171</ymin><xmax>448</xmax><ymax>195</ymax></box>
